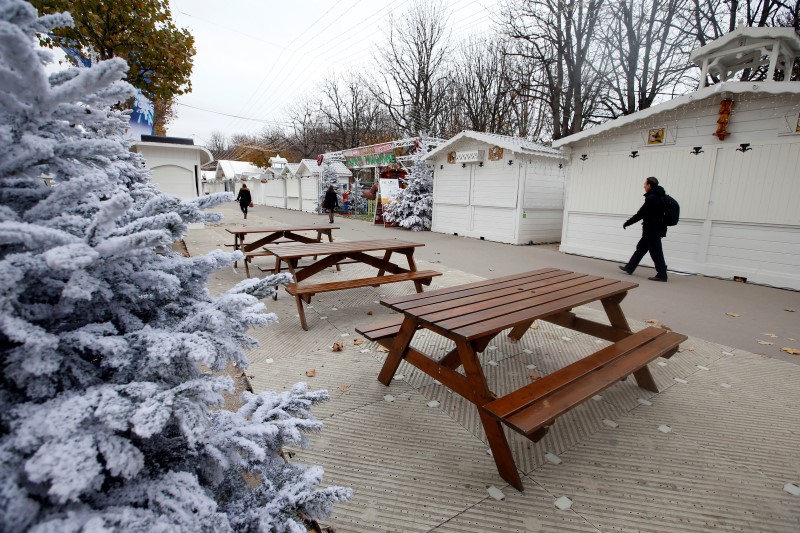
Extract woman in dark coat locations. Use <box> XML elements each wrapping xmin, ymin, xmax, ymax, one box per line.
<box><xmin>236</xmin><ymin>184</ymin><xmax>252</xmax><ymax>219</ymax></box>
<box><xmin>323</xmin><ymin>185</ymin><xmax>339</xmax><ymax>223</ymax></box>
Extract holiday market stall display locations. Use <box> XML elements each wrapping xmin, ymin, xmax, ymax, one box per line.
<box><xmin>424</xmin><ymin>131</ymin><xmax>566</xmax><ymax>244</ymax></box>
<box><xmin>554</xmin><ymin>26</ymin><xmax>800</xmax><ymax>291</ymax></box>
<box><xmin>0</xmin><ymin>2</ymin><xmax>349</xmax><ymax>530</ymax></box>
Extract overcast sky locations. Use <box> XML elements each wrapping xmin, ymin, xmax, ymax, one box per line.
<box><xmin>167</xmin><ymin>0</ymin><xmax>497</xmax><ymax>147</ymax></box>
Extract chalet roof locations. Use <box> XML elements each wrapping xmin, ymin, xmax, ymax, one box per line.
<box><xmin>297</xmin><ymin>159</ymin><xmax>351</xmax><ymax>177</ymax></box>
<box><xmin>215</xmin><ymin>160</ymin><xmax>263</xmax><ymax>179</ymax></box>
<box><xmin>552</xmin><ymin>80</ymin><xmax>800</xmax><ymax>148</ymax></box>
<box><xmin>424</xmin><ymin>130</ymin><xmax>562</xmax><ymax>161</ymax></box>
<box><xmin>130</xmin><ymin>141</ymin><xmax>213</xmax><ymax>165</ymax></box>
<box><xmin>279</xmin><ymin>163</ymin><xmax>301</xmax><ymax>178</ymax></box>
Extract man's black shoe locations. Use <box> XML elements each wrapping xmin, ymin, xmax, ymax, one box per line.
<box><xmin>647</xmin><ymin>276</ymin><xmax>668</xmax><ymax>282</ymax></box>
<box><xmin>618</xmin><ymin>265</ymin><xmax>633</xmax><ymax>274</ymax></box>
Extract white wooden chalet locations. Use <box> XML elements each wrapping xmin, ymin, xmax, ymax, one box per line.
<box><xmin>130</xmin><ymin>135</ymin><xmax>213</xmax><ymax>200</ymax></box>
<box><xmin>424</xmin><ymin>131</ymin><xmax>566</xmax><ymax>244</ymax></box>
<box><xmin>296</xmin><ymin>159</ymin><xmax>352</xmax><ymax>213</ymax></box>
<box><xmin>553</xmin><ymin>26</ymin><xmax>800</xmax><ymax>290</ymax></box>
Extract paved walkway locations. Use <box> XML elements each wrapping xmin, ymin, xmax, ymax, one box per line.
<box><xmin>186</xmin><ymin>203</ymin><xmax>800</xmax><ymax>532</ymax></box>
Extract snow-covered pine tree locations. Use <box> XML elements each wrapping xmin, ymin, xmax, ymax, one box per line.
<box><xmin>0</xmin><ymin>2</ymin><xmax>350</xmax><ymax>531</ymax></box>
<box><xmin>316</xmin><ymin>159</ymin><xmax>342</xmax><ymax>214</ymax></box>
<box><xmin>349</xmin><ymin>176</ymin><xmax>369</xmax><ymax>215</ymax></box>
<box><xmin>383</xmin><ymin>137</ymin><xmax>433</xmax><ymax>231</ymax></box>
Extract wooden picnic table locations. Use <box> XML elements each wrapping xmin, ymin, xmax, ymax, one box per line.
<box><xmin>356</xmin><ymin>268</ymin><xmax>686</xmax><ymax>491</ymax></box>
<box><xmin>264</xmin><ymin>239</ymin><xmax>441</xmax><ymax>330</ymax></box>
<box><xmin>225</xmin><ymin>224</ymin><xmax>338</xmax><ymax>277</ymax></box>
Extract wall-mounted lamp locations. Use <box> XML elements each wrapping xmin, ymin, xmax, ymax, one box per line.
<box><xmin>461</xmin><ymin>163</ymin><xmax>466</xmax><ymax>168</ymax></box>
<box><xmin>558</xmin><ymin>163</ymin><xmax>563</xmax><ymax>169</ymax></box>
<box><xmin>478</xmin><ymin>161</ymin><xmax>483</xmax><ymax>167</ymax></box>
<box><xmin>629</xmin><ymin>150</ymin><xmax>639</xmax><ymax>158</ymax></box>
<box><xmin>580</xmin><ymin>154</ymin><xmax>589</xmax><ymax>161</ymax></box>
<box><xmin>736</xmin><ymin>143</ymin><xmax>752</xmax><ymax>152</ymax></box>
<box><xmin>439</xmin><ymin>164</ymin><xmax>443</xmax><ymax>169</ymax></box>
<box><xmin>690</xmin><ymin>146</ymin><xmax>704</xmax><ymax>155</ymax></box>
<box><xmin>507</xmin><ymin>159</ymin><xmax>514</xmax><ymax>165</ymax></box>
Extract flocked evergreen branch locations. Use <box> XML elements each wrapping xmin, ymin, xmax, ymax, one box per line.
<box><xmin>0</xmin><ymin>2</ymin><xmax>350</xmax><ymax>531</ymax></box>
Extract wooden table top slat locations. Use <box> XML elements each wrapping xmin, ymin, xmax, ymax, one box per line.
<box><xmin>393</xmin><ymin>271</ymin><xmax>587</xmax><ymax>316</ymax></box>
<box><xmin>385</xmin><ymin>268</ymin><xmax>566</xmax><ymax>309</ymax></box>
<box><xmin>429</xmin><ymin>277</ymin><xmax>614</xmax><ymax>331</ymax></box>
<box><xmin>451</xmin><ymin>280</ymin><xmax>637</xmax><ymax>340</ymax></box>
<box><xmin>225</xmin><ymin>224</ymin><xmax>338</xmax><ymax>235</ymax></box>
<box><xmin>264</xmin><ymin>239</ymin><xmax>424</xmax><ymax>259</ymax></box>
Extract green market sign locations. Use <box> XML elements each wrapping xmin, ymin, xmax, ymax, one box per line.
<box><xmin>343</xmin><ymin>142</ymin><xmax>396</xmax><ymax>168</ymax></box>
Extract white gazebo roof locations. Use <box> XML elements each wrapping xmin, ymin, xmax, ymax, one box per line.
<box><xmin>424</xmin><ymin>130</ymin><xmax>563</xmax><ymax>161</ymax></box>
<box><xmin>690</xmin><ymin>26</ymin><xmax>800</xmax><ymax>84</ymax></box>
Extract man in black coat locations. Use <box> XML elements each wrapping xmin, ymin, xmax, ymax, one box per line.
<box><xmin>619</xmin><ymin>176</ymin><xmax>669</xmax><ymax>282</ymax></box>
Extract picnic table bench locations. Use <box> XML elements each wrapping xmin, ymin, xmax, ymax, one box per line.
<box><xmin>356</xmin><ymin>268</ymin><xmax>686</xmax><ymax>491</ymax></box>
<box><xmin>225</xmin><ymin>224</ymin><xmax>338</xmax><ymax>277</ymax></box>
<box><xmin>265</xmin><ymin>239</ymin><xmax>442</xmax><ymax>330</ymax></box>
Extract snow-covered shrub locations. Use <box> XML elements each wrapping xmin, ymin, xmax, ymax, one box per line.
<box><xmin>383</xmin><ymin>137</ymin><xmax>433</xmax><ymax>231</ymax></box>
<box><xmin>0</xmin><ymin>2</ymin><xmax>350</xmax><ymax>531</ymax></box>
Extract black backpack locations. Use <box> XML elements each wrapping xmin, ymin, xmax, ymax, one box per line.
<box><xmin>663</xmin><ymin>195</ymin><xmax>680</xmax><ymax>226</ymax></box>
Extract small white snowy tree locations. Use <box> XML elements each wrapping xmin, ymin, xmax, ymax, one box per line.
<box><xmin>383</xmin><ymin>137</ymin><xmax>433</xmax><ymax>231</ymax></box>
<box><xmin>0</xmin><ymin>2</ymin><xmax>350</xmax><ymax>531</ymax></box>
<box><xmin>316</xmin><ymin>159</ymin><xmax>341</xmax><ymax>214</ymax></box>
<box><xmin>349</xmin><ymin>176</ymin><xmax>369</xmax><ymax>215</ymax></box>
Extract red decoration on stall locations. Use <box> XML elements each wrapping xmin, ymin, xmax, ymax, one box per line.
<box><xmin>714</xmin><ymin>99</ymin><xmax>734</xmax><ymax>141</ymax></box>
<box><xmin>316</xmin><ymin>154</ymin><xmax>324</xmax><ymax>166</ymax></box>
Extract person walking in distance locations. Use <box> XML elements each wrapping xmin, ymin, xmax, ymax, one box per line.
<box><xmin>323</xmin><ymin>185</ymin><xmax>338</xmax><ymax>224</ymax></box>
<box><xmin>619</xmin><ymin>176</ymin><xmax>669</xmax><ymax>282</ymax></box>
<box><xmin>236</xmin><ymin>183</ymin><xmax>252</xmax><ymax>220</ymax></box>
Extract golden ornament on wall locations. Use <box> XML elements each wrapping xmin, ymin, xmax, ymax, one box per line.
<box><xmin>488</xmin><ymin>146</ymin><xmax>504</xmax><ymax>161</ymax></box>
<box><xmin>447</xmin><ymin>151</ymin><xmax>456</xmax><ymax>164</ymax></box>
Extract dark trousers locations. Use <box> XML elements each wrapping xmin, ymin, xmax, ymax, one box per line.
<box><xmin>625</xmin><ymin>234</ymin><xmax>667</xmax><ymax>277</ymax></box>
<box><xmin>240</xmin><ymin>203</ymin><xmax>248</xmax><ymax>217</ymax></box>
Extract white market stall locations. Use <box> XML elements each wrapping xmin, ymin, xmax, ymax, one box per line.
<box><xmin>553</xmin><ymin>26</ymin><xmax>800</xmax><ymax>290</ymax></box>
<box><xmin>424</xmin><ymin>131</ymin><xmax>566</xmax><ymax>244</ymax></box>
<box><xmin>130</xmin><ymin>136</ymin><xmax>213</xmax><ymax>200</ymax></box>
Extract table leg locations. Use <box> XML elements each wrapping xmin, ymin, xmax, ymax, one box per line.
<box><xmin>455</xmin><ymin>338</ymin><xmax>523</xmax><ymax>491</ymax></box>
<box><xmin>376</xmin><ymin>250</ymin><xmax>392</xmax><ymax>278</ymax></box>
<box><xmin>377</xmin><ymin>316</ymin><xmax>418</xmax><ymax>385</ymax></box>
<box><xmin>508</xmin><ymin>320</ymin><xmax>535</xmax><ymax>341</ymax></box>
<box><xmin>602</xmin><ymin>293</ymin><xmax>658</xmax><ymax>391</ymax></box>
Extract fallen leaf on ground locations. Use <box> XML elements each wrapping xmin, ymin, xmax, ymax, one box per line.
<box><xmin>782</xmin><ymin>347</ymin><xmax>800</xmax><ymax>355</ymax></box>
<box><xmin>339</xmin><ymin>384</ymin><xmax>351</xmax><ymax>395</ymax></box>
<box><xmin>331</xmin><ymin>342</ymin><xmax>344</xmax><ymax>352</ymax></box>
<box><xmin>527</xmin><ymin>370</ymin><xmax>541</xmax><ymax>381</ymax></box>
<box><xmin>786</xmin><ymin>308</ymin><xmax>796</xmax><ymax>312</ymax></box>
<box><xmin>762</xmin><ymin>333</ymin><xmax>779</xmax><ymax>338</ymax></box>
<box><xmin>725</xmin><ymin>312</ymin><xmax>740</xmax><ymax>317</ymax></box>
<box><xmin>757</xmin><ymin>340</ymin><xmax>774</xmax><ymax>345</ymax></box>
<box><xmin>353</xmin><ymin>338</ymin><xmax>364</xmax><ymax>345</ymax></box>
<box><xmin>529</xmin><ymin>321</ymin><xmax>539</xmax><ymax>330</ymax></box>
<box><xmin>367</xmin><ymin>311</ymin><xmax>373</xmax><ymax>315</ymax></box>
<box><xmin>660</xmin><ymin>324</ymin><xmax>672</xmax><ymax>331</ymax></box>
<box><xmin>376</xmin><ymin>346</ymin><xmax>390</xmax><ymax>352</ymax></box>
<box><xmin>305</xmin><ymin>369</ymin><xmax>316</xmax><ymax>377</ymax></box>
<box><xmin>645</xmin><ymin>319</ymin><xmax>659</xmax><ymax>325</ymax></box>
